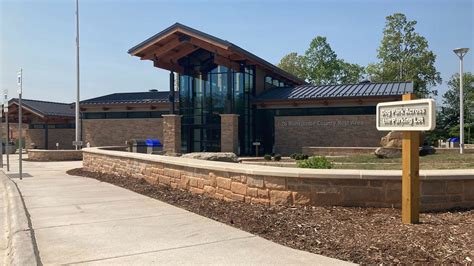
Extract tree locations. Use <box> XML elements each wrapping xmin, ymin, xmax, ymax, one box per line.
<box><xmin>367</xmin><ymin>13</ymin><xmax>441</xmax><ymax>98</ymax></box>
<box><xmin>278</xmin><ymin>36</ymin><xmax>364</xmax><ymax>85</ymax></box>
<box><xmin>336</xmin><ymin>60</ymin><xmax>366</xmax><ymax>84</ymax></box>
<box><xmin>437</xmin><ymin>72</ymin><xmax>474</xmax><ymax>142</ymax></box>
<box><xmin>277</xmin><ymin>52</ymin><xmax>306</xmax><ymax>80</ymax></box>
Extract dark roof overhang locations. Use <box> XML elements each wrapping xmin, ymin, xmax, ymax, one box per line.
<box><xmin>7</xmin><ymin>98</ymin><xmax>75</xmax><ymax>119</ymax></box>
<box><xmin>80</xmin><ymin>91</ymin><xmax>178</xmax><ymax>106</ymax></box>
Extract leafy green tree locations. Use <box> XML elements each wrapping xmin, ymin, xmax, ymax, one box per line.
<box><xmin>367</xmin><ymin>13</ymin><xmax>441</xmax><ymax>98</ymax></box>
<box><xmin>278</xmin><ymin>36</ymin><xmax>364</xmax><ymax>85</ymax></box>
<box><xmin>336</xmin><ymin>60</ymin><xmax>366</xmax><ymax>84</ymax></box>
<box><xmin>437</xmin><ymin>72</ymin><xmax>474</xmax><ymax>143</ymax></box>
<box><xmin>278</xmin><ymin>52</ymin><xmax>306</xmax><ymax>80</ymax></box>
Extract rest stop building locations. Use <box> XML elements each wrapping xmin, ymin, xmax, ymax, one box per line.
<box><xmin>122</xmin><ymin>23</ymin><xmax>412</xmax><ymax>155</ymax></box>
<box><xmin>4</xmin><ymin>23</ymin><xmax>413</xmax><ymax>155</ymax></box>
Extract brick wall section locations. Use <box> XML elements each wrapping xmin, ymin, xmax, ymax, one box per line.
<box><xmin>275</xmin><ymin>115</ymin><xmax>386</xmax><ymax>155</ymax></box>
<box><xmin>47</xmin><ymin>129</ymin><xmax>75</xmax><ymax>149</ymax></box>
<box><xmin>82</xmin><ymin>149</ymin><xmax>474</xmax><ymax>212</ymax></box>
<box><xmin>83</xmin><ymin>118</ymin><xmax>163</xmax><ymax>147</ymax></box>
<box><xmin>162</xmin><ymin>115</ymin><xmax>181</xmax><ymax>153</ymax></box>
<box><xmin>220</xmin><ymin>114</ymin><xmax>239</xmax><ymax>153</ymax></box>
<box><xmin>1</xmin><ymin>123</ymin><xmax>28</xmax><ymax>142</ymax></box>
<box><xmin>26</xmin><ymin>128</ymin><xmax>75</xmax><ymax>149</ymax></box>
<box><xmin>25</xmin><ymin>129</ymin><xmax>45</xmax><ymax>148</ymax></box>
<box><xmin>28</xmin><ymin>150</ymin><xmax>82</xmax><ymax>161</ymax></box>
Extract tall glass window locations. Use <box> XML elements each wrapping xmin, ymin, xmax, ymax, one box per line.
<box><xmin>179</xmin><ymin>64</ymin><xmax>255</xmax><ymax>154</ymax></box>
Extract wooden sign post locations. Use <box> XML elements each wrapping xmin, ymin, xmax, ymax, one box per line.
<box><xmin>376</xmin><ymin>93</ymin><xmax>436</xmax><ymax>224</ymax></box>
<box><xmin>401</xmin><ymin>94</ymin><xmax>420</xmax><ymax>224</ymax></box>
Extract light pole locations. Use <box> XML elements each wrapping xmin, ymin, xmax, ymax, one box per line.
<box><xmin>18</xmin><ymin>69</ymin><xmax>23</xmax><ymax>180</ymax></box>
<box><xmin>74</xmin><ymin>0</ymin><xmax>81</xmax><ymax>150</ymax></box>
<box><xmin>453</xmin><ymin>48</ymin><xmax>469</xmax><ymax>154</ymax></box>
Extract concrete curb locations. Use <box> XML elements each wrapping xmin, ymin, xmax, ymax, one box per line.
<box><xmin>0</xmin><ymin>171</ymin><xmax>39</xmax><ymax>266</ymax></box>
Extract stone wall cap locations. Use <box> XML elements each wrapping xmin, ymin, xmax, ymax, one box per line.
<box><xmin>303</xmin><ymin>147</ymin><xmax>377</xmax><ymax>149</ymax></box>
<box><xmin>83</xmin><ymin>148</ymin><xmax>474</xmax><ymax>180</ymax></box>
<box><xmin>28</xmin><ymin>149</ymin><xmax>82</xmax><ymax>153</ymax></box>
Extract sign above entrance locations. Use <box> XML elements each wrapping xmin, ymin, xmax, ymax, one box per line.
<box><xmin>376</xmin><ymin>99</ymin><xmax>436</xmax><ymax>131</ymax></box>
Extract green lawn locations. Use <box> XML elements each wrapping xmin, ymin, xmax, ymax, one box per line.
<box><xmin>328</xmin><ymin>153</ymin><xmax>474</xmax><ymax>170</ymax></box>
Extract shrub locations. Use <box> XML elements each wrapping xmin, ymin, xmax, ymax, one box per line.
<box><xmin>263</xmin><ymin>154</ymin><xmax>272</xmax><ymax>161</ymax></box>
<box><xmin>290</xmin><ymin>153</ymin><xmax>297</xmax><ymax>159</ymax></box>
<box><xmin>297</xmin><ymin>156</ymin><xmax>333</xmax><ymax>169</ymax></box>
<box><xmin>273</xmin><ymin>154</ymin><xmax>282</xmax><ymax>161</ymax></box>
<box><xmin>292</xmin><ymin>153</ymin><xmax>309</xmax><ymax>160</ymax></box>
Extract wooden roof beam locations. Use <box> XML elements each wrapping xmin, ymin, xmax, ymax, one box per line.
<box><xmin>153</xmin><ymin>59</ymin><xmax>185</xmax><ymax>74</ymax></box>
<box><xmin>141</xmin><ymin>36</ymin><xmax>189</xmax><ymax>60</ymax></box>
<box><xmin>188</xmin><ymin>37</ymin><xmax>232</xmax><ymax>57</ymax></box>
<box><xmin>213</xmin><ymin>54</ymin><xmax>241</xmax><ymax>72</ymax></box>
<box><xmin>163</xmin><ymin>44</ymin><xmax>200</xmax><ymax>63</ymax></box>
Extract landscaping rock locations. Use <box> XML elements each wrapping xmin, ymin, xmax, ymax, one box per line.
<box><xmin>419</xmin><ymin>146</ymin><xmax>436</xmax><ymax>156</ymax></box>
<box><xmin>380</xmin><ymin>131</ymin><xmax>403</xmax><ymax>148</ymax></box>
<box><xmin>380</xmin><ymin>131</ymin><xmax>425</xmax><ymax>148</ymax></box>
<box><xmin>374</xmin><ymin>147</ymin><xmax>402</xmax><ymax>158</ymax></box>
<box><xmin>181</xmin><ymin>152</ymin><xmax>239</xmax><ymax>163</ymax></box>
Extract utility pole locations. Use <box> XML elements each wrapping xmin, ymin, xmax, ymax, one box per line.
<box><xmin>74</xmin><ymin>0</ymin><xmax>82</xmax><ymax>150</ymax></box>
<box><xmin>5</xmin><ymin>90</ymin><xmax>9</xmax><ymax>172</ymax></box>
<box><xmin>18</xmin><ymin>69</ymin><xmax>23</xmax><ymax>180</ymax></box>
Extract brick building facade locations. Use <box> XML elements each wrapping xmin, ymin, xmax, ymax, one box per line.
<box><xmin>127</xmin><ymin>23</ymin><xmax>413</xmax><ymax>155</ymax></box>
<box><xmin>3</xmin><ymin>99</ymin><xmax>75</xmax><ymax>150</ymax></box>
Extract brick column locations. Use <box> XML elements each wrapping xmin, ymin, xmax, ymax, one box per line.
<box><xmin>162</xmin><ymin>114</ymin><xmax>182</xmax><ymax>154</ymax></box>
<box><xmin>220</xmin><ymin>114</ymin><xmax>239</xmax><ymax>154</ymax></box>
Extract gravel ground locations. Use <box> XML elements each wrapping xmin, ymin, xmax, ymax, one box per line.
<box><xmin>67</xmin><ymin>168</ymin><xmax>474</xmax><ymax>265</ymax></box>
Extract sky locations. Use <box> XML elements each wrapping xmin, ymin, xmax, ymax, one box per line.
<box><xmin>0</xmin><ymin>0</ymin><xmax>473</xmax><ymax>104</ymax></box>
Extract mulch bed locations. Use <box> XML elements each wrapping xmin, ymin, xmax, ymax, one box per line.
<box><xmin>67</xmin><ymin>168</ymin><xmax>473</xmax><ymax>265</ymax></box>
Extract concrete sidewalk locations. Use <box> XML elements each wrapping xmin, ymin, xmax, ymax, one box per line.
<box><xmin>3</xmin><ymin>155</ymin><xmax>351</xmax><ymax>265</ymax></box>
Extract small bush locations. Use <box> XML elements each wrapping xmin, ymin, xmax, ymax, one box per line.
<box><xmin>290</xmin><ymin>153</ymin><xmax>297</xmax><ymax>159</ymax></box>
<box><xmin>263</xmin><ymin>154</ymin><xmax>272</xmax><ymax>161</ymax></box>
<box><xmin>273</xmin><ymin>154</ymin><xmax>282</xmax><ymax>161</ymax></box>
<box><xmin>292</xmin><ymin>153</ymin><xmax>309</xmax><ymax>160</ymax></box>
<box><xmin>297</xmin><ymin>156</ymin><xmax>333</xmax><ymax>169</ymax></box>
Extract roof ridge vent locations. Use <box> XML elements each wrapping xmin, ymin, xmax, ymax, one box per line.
<box><xmin>149</xmin><ymin>89</ymin><xmax>158</xmax><ymax>92</ymax></box>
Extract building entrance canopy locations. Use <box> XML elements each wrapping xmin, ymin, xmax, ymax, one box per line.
<box><xmin>128</xmin><ymin>23</ymin><xmax>304</xmax><ymax>85</ymax></box>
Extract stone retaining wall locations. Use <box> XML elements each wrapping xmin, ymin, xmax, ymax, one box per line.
<box><xmin>28</xmin><ymin>149</ymin><xmax>83</xmax><ymax>161</ymax></box>
<box><xmin>83</xmin><ymin>148</ymin><xmax>474</xmax><ymax>212</ymax></box>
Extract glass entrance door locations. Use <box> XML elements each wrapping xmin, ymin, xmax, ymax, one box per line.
<box><xmin>179</xmin><ymin>63</ymin><xmax>255</xmax><ymax>154</ymax></box>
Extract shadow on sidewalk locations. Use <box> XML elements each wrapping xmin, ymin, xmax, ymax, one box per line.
<box><xmin>7</xmin><ymin>173</ymin><xmax>33</xmax><ymax>179</ymax></box>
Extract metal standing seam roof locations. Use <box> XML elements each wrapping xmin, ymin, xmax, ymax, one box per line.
<box><xmin>254</xmin><ymin>82</ymin><xmax>414</xmax><ymax>102</ymax></box>
<box><xmin>80</xmin><ymin>91</ymin><xmax>178</xmax><ymax>105</ymax></box>
<box><xmin>9</xmin><ymin>98</ymin><xmax>75</xmax><ymax>117</ymax></box>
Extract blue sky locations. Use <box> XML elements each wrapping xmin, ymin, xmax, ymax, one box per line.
<box><xmin>1</xmin><ymin>0</ymin><xmax>473</xmax><ymax>103</ymax></box>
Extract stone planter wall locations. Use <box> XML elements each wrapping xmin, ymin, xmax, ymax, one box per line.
<box><xmin>27</xmin><ymin>149</ymin><xmax>83</xmax><ymax>161</ymax></box>
<box><xmin>83</xmin><ymin>148</ymin><xmax>474</xmax><ymax>212</ymax></box>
